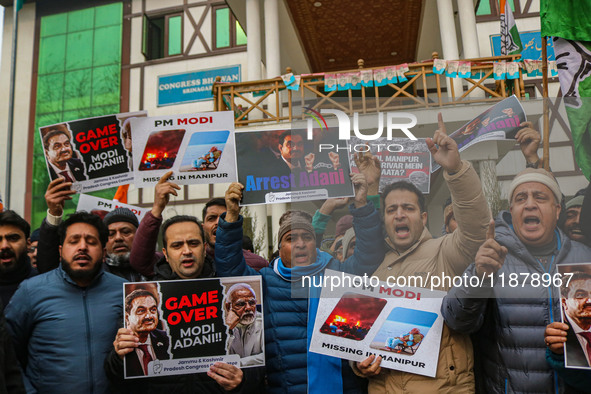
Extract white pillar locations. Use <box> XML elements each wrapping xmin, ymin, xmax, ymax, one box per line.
<box><xmin>457</xmin><ymin>0</ymin><xmax>484</xmax><ymax>98</ymax></box>
<box><xmin>246</xmin><ymin>0</ymin><xmax>262</xmax><ymax>81</ymax></box>
<box><xmin>264</xmin><ymin>0</ymin><xmax>281</xmax><ymax>119</ymax></box>
<box><xmin>263</xmin><ymin>0</ymin><xmax>281</xmax><ymax>78</ymax></box>
<box><xmin>437</xmin><ymin>0</ymin><xmax>463</xmax><ymax>99</ymax></box>
<box><xmin>250</xmin><ymin>204</ymin><xmax>269</xmax><ymax>259</ymax></box>
<box><xmin>270</xmin><ymin>203</ymin><xmax>287</xmax><ymax>250</ymax></box>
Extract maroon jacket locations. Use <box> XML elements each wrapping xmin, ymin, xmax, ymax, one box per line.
<box><xmin>130</xmin><ymin>211</ymin><xmax>268</xmax><ymax>277</ymax></box>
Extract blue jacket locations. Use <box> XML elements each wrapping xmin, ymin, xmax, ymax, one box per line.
<box><xmin>215</xmin><ymin>202</ymin><xmax>384</xmax><ymax>394</ymax></box>
<box><xmin>442</xmin><ymin>211</ymin><xmax>591</xmax><ymax>394</ymax></box>
<box><xmin>5</xmin><ymin>266</ymin><xmax>125</xmax><ymax>394</ymax></box>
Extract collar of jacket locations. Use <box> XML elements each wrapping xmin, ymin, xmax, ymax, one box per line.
<box><xmin>383</xmin><ymin>227</ymin><xmax>433</xmax><ymax>267</ymax></box>
<box><xmin>58</xmin><ymin>264</ymin><xmax>104</xmax><ymax>288</ymax></box>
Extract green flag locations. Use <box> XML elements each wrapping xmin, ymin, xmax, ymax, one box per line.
<box><xmin>500</xmin><ymin>0</ymin><xmax>523</xmax><ymax>55</ymax></box>
<box><xmin>541</xmin><ymin>0</ymin><xmax>591</xmax><ymax>181</ymax></box>
<box><xmin>15</xmin><ymin>0</ymin><xmax>25</xmax><ymax>12</ymax></box>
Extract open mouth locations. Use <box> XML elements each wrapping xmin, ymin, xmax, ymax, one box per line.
<box><xmin>395</xmin><ymin>224</ymin><xmax>410</xmax><ymax>238</ymax></box>
<box><xmin>523</xmin><ymin>216</ymin><xmax>540</xmax><ymax>226</ymax></box>
<box><xmin>293</xmin><ymin>252</ymin><xmax>309</xmax><ymax>263</ymax></box>
<box><xmin>73</xmin><ymin>253</ymin><xmax>91</xmax><ymax>265</ymax></box>
<box><xmin>181</xmin><ymin>258</ymin><xmax>194</xmax><ymax>268</ymax></box>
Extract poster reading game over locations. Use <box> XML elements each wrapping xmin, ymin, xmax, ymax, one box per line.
<box><xmin>432</xmin><ymin>95</ymin><xmax>527</xmax><ymax>172</ymax></box>
<box><xmin>123</xmin><ymin>276</ymin><xmax>264</xmax><ymax>379</ymax></box>
<box><xmin>235</xmin><ymin>127</ymin><xmax>354</xmax><ymax>205</ymax></box>
<box><xmin>350</xmin><ymin>137</ymin><xmax>431</xmax><ymax>194</ymax></box>
<box><xmin>132</xmin><ymin>112</ymin><xmax>236</xmax><ymax>188</ymax></box>
<box><xmin>76</xmin><ymin>194</ymin><xmax>149</xmax><ymax>222</ymax></box>
<box><xmin>39</xmin><ymin>111</ymin><xmax>146</xmax><ymax>193</ymax></box>
<box><xmin>309</xmin><ymin>270</ymin><xmax>445</xmax><ymax>377</ymax></box>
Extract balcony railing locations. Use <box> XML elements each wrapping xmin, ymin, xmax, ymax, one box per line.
<box><xmin>212</xmin><ymin>53</ymin><xmax>525</xmax><ymax>127</ymax></box>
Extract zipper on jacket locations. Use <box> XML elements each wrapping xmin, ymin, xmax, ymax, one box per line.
<box><xmin>83</xmin><ymin>290</ymin><xmax>94</xmax><ymax>394</ymax></box>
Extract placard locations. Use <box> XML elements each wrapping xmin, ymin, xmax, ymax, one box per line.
<box><xmin>39</xmin><ymin>112</ymin><xmax>146</xmax><ymax>193</ymax></box>
<box><xmin>309</xmin><ymin>270</ymin><xmax>445</xmax><ymax>377</ymax></box>
<box><xmin>76</xmin><ymin>194</ymin><xmax>149</xmax><ymax>221</ymax></box>
<box><xmin>234</xmin><ymin>127</ymin><xmax>354</xmax><ymax>205</ymax></box>
<box><xmin>132</xmin><ymin>112</ymin><xmax>236</xmax><ymax>188</ymax></box>
<box><xmin>123</xmin><ymin>276</ymin><xmax>264</xmax><ymax>378</ymax></box>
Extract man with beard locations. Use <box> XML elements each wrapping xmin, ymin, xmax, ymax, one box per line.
<box><xmin>225</xmin><ymin>283</ymin><xmax>263</xmax><ymax>366</ymax></box>
<box><xmin>129</xmin><ymin>172</ymin><xmax>267</xmax><ymax>278</ymax></box>
<box><xmin>36</xmin><ymin>179</ymin><xmax>145</xmax><ymax>281</ymax></box>
<box><xmin>6</xmin><ymin>212</ymin><xmax>125</xmax><ymax>393</ymax></box>
<box><xmin>123</xmin><ymin>289</ymin><xmax>170</xmax><ymax>376</ymax></box>
<box><xmin>0</xmin><ymin>210</ymin><xmax>37</xmax><ymax>308</ymax></box>
<box><xmin>103</xmin><ymin>208</ymin><xmax>145</xmax><ymax>281</ymax></box>
<box><xmin>562</xmin><ymin>189</ymin><xmax>590</xmax><ymax>246</ymax></box>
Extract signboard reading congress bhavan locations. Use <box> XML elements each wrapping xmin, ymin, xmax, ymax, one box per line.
<box><xmin>158</xmin><ymin>65</ymin><xmax>241</xmax><ymax>106</ymax></box>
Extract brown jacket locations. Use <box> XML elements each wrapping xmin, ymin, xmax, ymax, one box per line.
<box><xmin>364</xmin><ymin>160</ymin><xmax>490</xmax><ymax>393</ymax></box>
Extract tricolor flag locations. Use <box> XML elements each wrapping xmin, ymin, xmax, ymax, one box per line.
<box><xmin>541</xmin><ymin>0</ymin><xmax>591</xmax><ymax>180</ymax></box>
<box><xmin>500</xmin><ymin>0</ymin><xmax>523</xmax><ymax>55</ymax></box>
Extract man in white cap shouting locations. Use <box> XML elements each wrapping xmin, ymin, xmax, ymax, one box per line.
<box><xmin>442</xmin><ymin>167</ymin><xmax>591</xmax><ymax>393</ymax></box>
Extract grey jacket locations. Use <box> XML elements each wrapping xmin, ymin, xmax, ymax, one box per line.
<box><xmin>442</xmin><ymin>210</ymin><xmax>591</xmax><ymax>394</ymax></box>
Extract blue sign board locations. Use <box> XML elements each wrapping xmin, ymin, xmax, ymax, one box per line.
<box><xmin>490</xmin><ymin>30</ymin><xmax>555</xmax><ymax>60</ymax></box>
<box><xmin>158</xmin><ymin>65</ymin><xmax>241</xmax><ymax>106</ymax></box>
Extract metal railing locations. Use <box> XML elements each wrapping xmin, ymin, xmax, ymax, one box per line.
<box><xmin>212</xmin><ymin>53</ymin><xmax>524</xmax><ymax>127</ymax></box>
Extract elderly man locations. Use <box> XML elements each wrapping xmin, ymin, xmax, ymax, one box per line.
<box><xmin>41</xmin><ymin>123</ymin><xmax>86</xmax><ymax>182</ymax></box>
<box><xmin>225</xmin><ymin>283</ymin><xmax>264</xmax><ymax>366</ymax></box>
<box><xmin>123</xmin><ymin>289</ymin><xmax>170</xmax><ymax>376</ymax></box>
<box><xmin>215</xmin><ymin>169</ymin><xmax>385</xmax><ymax>393</ymax></box>
<box><xmin>6</xmin><ymin>212</ymin><xmax>125</xmax><ymax>393</ymax></box>
<box><xmin>354</xmin><ymin>113</ymin><xmax>490</xmax><ymax>393</ymax></box>
<box><xmin>442</xmin><ymin>168</ymin><xmax>591</xmax><ymax>393</ymax></box>
<box><xmin>0</xmin><ymin>211</ymin><xmax>38</xmax><ymax>308</ymax></box>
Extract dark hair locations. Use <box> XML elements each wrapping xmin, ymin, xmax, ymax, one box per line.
<box><xmin>41</xmin><ymin>124</ymin><xmax>71</xmax><ymax>150</ymax></box>
<box><xmin>125</xmin><ymin>289</ymin><xmax>157</xmax><ymax>315</ymax></box>
<box><xmin>278</xmin><ymin>130</ymin><xmax>305</xmax><ymax>146</ymax></box>
<box><xmin>58</xmin><ymin>211</ymin><xmax>108</xmax><ymax>247</ymax></box>
<box><xmin>161</xmin><ymin>215</ymin><xmax>204</xmax><ymax>248</ymax></box>
<box><xmin>561</xmin><ymin>271</ymin><xmax>591</xmax><ymax>298</ymax></box>
<box><xmin>0</xmin><ymin>210</ymin><xmax>31</xmax><ymax>239</ymax></box>
<box><xmin>202</xmin><ymin>198</ymin><xmax>226</xmax><ymax>221</ymax></box>
<box><xmin>242</xmin><ymin>235</ymin><xmax>254</xmax><ymax>252</ymax></box>
<box><xmin>381</xmin><ymin>181</ymin><xmax>426</xmax><ymax>213</ymax></box>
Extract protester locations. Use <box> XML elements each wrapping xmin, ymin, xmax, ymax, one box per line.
<box><xmin>6</xmin><ymin>212</ymin><xmax>125</xmax><ymax>393</ymax></box>
<box><xmin>106</xmin><ymin>172</ymin><xmax>258</xmax><ymax>393</ymax></box>
<box><xmin>28</xmin><ymin>228</ymin><xmax>39</xmax><ymax>268</ymax></box>
<box><xmin>0</xmin><ymin>210</ymin><xmax>38</xmax><ymax>308</ymax></box>
<box><xmin>354</xmin><ymin>113</ymin><xmax>491</xmax><ymax>392</ymax></box>
<box><xmin>562</xmin><ymin>188</ymin><xmax>590</xmax><ymax>246</ymax></box>
<box><xmin>0</xmin><ymin>304</ymin><xmax>24</xmax><ymax>393</ymax></box>
<box><xmin>442</xmin><ymin>167</ymin><xmax>591</xmax><ymax>392</ymax></box>
<box><xmin>129</xmin><ymin>175</ymin><xmax>268</xmax><ymax>278</ymax></box>
<box><xmin>37</xmin><ymin>179</ymin><xmax>144</xmax><ymax>281</ymax></box>
<box><xmin>225</xmin><ymin>283</ymin><xmax>264</xmax><ymax>367</ymax></box>
<box><xmin>582</xmin><ymin>183</ymin><xmax>591</xmax><ymax>241</ymax></box>
<box><xmin>215</xmin><ymin>170</ymin><xmax>385</xmax><ymax>393</ymax></box>
<box><xmin>441</xmin><ymin>197</ymin><xmax>457</xmax><ymax>235</ymax></box>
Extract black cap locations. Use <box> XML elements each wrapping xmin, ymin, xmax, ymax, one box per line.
<box><xmin>103</xmin><ymin>208</ymin><xmax>139</xmax><ymax>228</ymax></box>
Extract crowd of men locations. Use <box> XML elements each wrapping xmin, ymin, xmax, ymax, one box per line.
<box><xmin>0</xmin><ymin>116</ymin><xmax>590</xmax><ymax>393</ymax></box>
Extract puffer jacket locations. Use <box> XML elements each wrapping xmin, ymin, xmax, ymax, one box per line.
<box><xmin>6</xmin><ymin>266</ymin><xmax>125</xmax><ymax>394</ymax></box>
<box><xmin>442</xmin><ymin>210</ymin><xmax>591</xmax><ymax>393</ymax></box>
<box><xmin>215</xmin><ymin>202</ymin><xmax>385</xmax><ymax>394</ymax></box>
<box><xmin>365</xmin><ymin>160</ymin><xmax>490</xmax><ymax>394</ymax></box>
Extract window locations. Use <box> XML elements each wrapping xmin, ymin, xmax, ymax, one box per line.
<box><xmin>32</xmin><ymin>3</ymin><xmax>123</xmax><ymax>229</ymax></box>
<box><xmin>213</xmin><ymin>5</ymin><xmax>246</xmax><ymax>50</ymax></box>
<box><xmin>143</xmin><ymin>13</ymin><xmax>183</xmax><ymax>60</ymax></box>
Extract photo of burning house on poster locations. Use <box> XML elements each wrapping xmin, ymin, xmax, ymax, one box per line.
<box><xmin>370</xmin><ymin>307</ymin><xmax>437</xmax><ymax>355</ymax></box>
<box><xmin>138</xmin><ymin>129</ymin><xmax>186</xmax><ymax>171</ymax></box>
<box><xmin>319</xmin><ymin>293</ymin><xmax>387</xmax><ymax>341</ymax></box>
<box><xmin>178</xmin><ymin>130</ymin><xmax>229</xmax><ymax>172</ymax></box>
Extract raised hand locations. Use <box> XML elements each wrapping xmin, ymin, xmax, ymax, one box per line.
<box><xmin>350</xmin><ymin>173</ymin><xmax>368</xmax><ymax>208</ymax></box>
<box><xmin>224</xmin><ymin>183</ymin><xmax>244</xmax><ymax>223</ymax></box>
<box><xmin>426</xmin><ymin>113</ymin><xmax>462</xmax><ymax>174</ymax></box>
<box><xmin>152</xmin><ymin>171</ymin><xmax>181</xmax><ymax>218</ymax></box>
<box><xmin>45</xmin><ymin>178</ymin><xmax>76</xmax><ymax>216</ymax></box>
<box><xmin>305</xmin><ymin>153</ymin><xmax>315</xmax><ymax>172</ymax></box>
<box><xmin>354</xmin><ymin>149</ymin><xmax>381</xmax><ymax>195</ymax></box>
<box><xmin>208</xmin><ymin>362</ymin><xmax>243</xmax><ymax>391</ymax></box>
<box><xmin>355</xmin><ymin>355</ymin><xmax>382</xmax><ymax>377</ymax></box>
<box><xmin>113</xmin><ymin>328</ymin><xmax>139</xmax><ymax>359</ymax></box>
<box><xmin>515</xmin><ymin>121</ymin><xmax>541</xmax><ymax>166</ymax></box>
<box><xmin>474</xmin><ymin>220</ymin><xmax>508</xmax><ymax>276</ymax></box>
